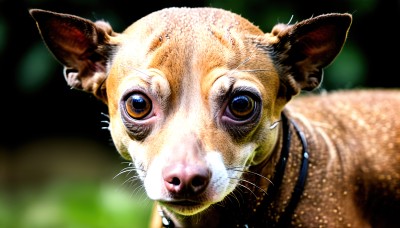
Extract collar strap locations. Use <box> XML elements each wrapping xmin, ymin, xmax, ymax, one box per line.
<box><xmin>276</xmin><ymin>112</ymin><xmax>309</xmax><ymax>226</ymax></box>
<box><xmin>158</xmin><ymin>206</ymin><xmax>174</xmax><ymax>228</ymax></box>
<box><xmin>251</xmin><ymin>112</ymin><xmax>309</xmax><ymax>226</ymax></box>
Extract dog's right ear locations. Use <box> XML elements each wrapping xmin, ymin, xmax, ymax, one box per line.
<box><xmin>265</xmin><ymin>13</ymin><xmax>352</xmax><ymax>98</ymax></box>
<box><xmin>29</xmin><ymin>9</ymin><xmax>121</xmax><ymax>103</ymax></box>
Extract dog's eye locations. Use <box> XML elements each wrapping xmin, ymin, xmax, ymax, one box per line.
<box><xmin>125</xmin><ymin>93</ymin><xmax>152</xmax><ymax>119</ymax></box>
<box><xmin>227</xmin><ymin>94</ymin><xmax>256</xmax><ymax>119</ymax></box>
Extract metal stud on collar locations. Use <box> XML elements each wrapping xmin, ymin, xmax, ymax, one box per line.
<box><xmin>158</xmin><ymin>206</ymin><xmax>175</xmax><ymax>228</ymax></box>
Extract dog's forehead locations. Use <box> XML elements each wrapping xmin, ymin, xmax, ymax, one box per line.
<box><xmin>108</xmin><ymin>7</ymin><xmax>270</xmax><ymax>101</ymax></box>
<box><xmin>124</xmin><ymin>7</ymin><xmax>263</xmax><ymax>37</ymax></box>
<box><xmin>114</xmin><ymin>7</ymin><xmax>264</xmax><ymax>68</ymax></box>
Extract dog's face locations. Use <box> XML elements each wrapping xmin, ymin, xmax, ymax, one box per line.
<box><xmin>106</xmin><ymin>9</ymin><xmax>285</xmax><ymax>215</ymax></box>
<box><xmin>30</xmin><ymin>7</ymin><xmax>351</xmax><ymax>216</ymax></box>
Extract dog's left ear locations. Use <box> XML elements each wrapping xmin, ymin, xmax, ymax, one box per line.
<box><xmin>29</xmin><ymin>9</ymin><xmax>121</xmax><ymax>103</ymax></box>
<box><xmin>266</xmin><ymin>13</ymin><xmax>352</xmax><ymax>97</ymax></box>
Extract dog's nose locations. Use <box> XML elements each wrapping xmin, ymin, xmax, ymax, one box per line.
<box><xmin>162</xmin><ymin>164</ymin><xmax>211</xmax><ymax>197</ymax></box>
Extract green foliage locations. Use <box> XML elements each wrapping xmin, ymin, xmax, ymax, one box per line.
<box><xmin>17</xmin><ymin>42</ymin><xmax>57</xmax><ymax>94</ymax></box>
<box><xmin>324</xmin><ymin>42</ymin><xmax>367</xmax><ymax>90</ymax></box>
<box><xmin>0</xmin><ymin>17</ymin><xmax>7</xmax><ymax>55</ymax></box>
<box><xmin>0</xmin><ymin>181</ymin><xmax>152</xmax><ymax>228</ymax></box>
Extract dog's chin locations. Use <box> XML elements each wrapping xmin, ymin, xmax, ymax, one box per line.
<box><xmin>159</xmin><ymin>200</ymin><xmax>211</xmax><ymax>216</ymax></box>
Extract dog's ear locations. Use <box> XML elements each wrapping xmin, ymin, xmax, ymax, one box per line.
<box><xmin>29</xmin><ymin>9</ymin><xmax>121</xmax><ymax>103</ymax></box>
<box><xmin>266</xmin><ymin>13</ymin><xmax>352</xmax><ymax>97</ymax></box>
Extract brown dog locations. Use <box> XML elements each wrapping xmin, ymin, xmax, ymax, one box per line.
<box><xmin>30</xmin><ymin>7</ymin><xmax>400</xmax><ymax>228</ymax></box>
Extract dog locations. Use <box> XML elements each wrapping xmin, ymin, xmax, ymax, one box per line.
<box><xmin>29</xmin><ymin>7</ymin><xmax>400</xmax><ymax>228</ymax></box>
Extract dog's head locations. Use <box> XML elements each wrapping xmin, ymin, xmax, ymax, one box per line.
<box><xmin>30</xmin><ymin>7</ymin><xmax>351</xmax><ymax>216</ymax></box>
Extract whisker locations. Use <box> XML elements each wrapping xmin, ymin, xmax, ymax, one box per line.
<box><xmin>118</xmin><ymin>165</ymin><xmax>133</xmax><ymax>172</ymax></box>
<box><xmin>118</xmin><ymin>165</ymin><xmax>136</xmax><ymax>173</ymax></box>
<box><xmin>114</xmin><ymin>162</ymin><xmax>146</xmax><ymax>194</ymax></box>
<box><xmin>114</xmin><ymin>162</ymin><xmax>145</xmax><ymax>178</ymax></box>
<box><xmin>213</xmin><ymin>179</ymin><xmax>246</xmax><ymax>209</ymax></box>
<box><xmin>132</xmin><ymin>68</ymin><xmax>151</xmax><ymax>77</ymax></box>
<box><xmin>142</xmin><ymin>195</ymin><xmax>153</xmax><ymax>208</ymax></box>
<box><xmin>100</xmin><ymin>112</ymin><xmax>109</xmax><ymax>119</ymax></box>
<box><xmin>224</xmin><ymin>189</ymin><xmax>242</xmax><ymax>207</ymax></box>
<box><xmin>228</xmin><ymin>167</ymin><xmax>274</xmax><ymax>185</ymax></box>
<box><xmin>100</xmin><ymin>112</ymin><xmax>111</xmax><ymax>130</ymax></box>
<box><xmin>122</xmin><ymin>175</ymin><xmax>141</xmax><ymax>186</ymax></box>
<box><xmin>117</xmin><ymin>165</ymin><xmax>134</xmax><ymax>171</ymax></box>
<box><xmin>227</xmin><ymin>55</ymin><xmax>254</xmax><ymax>77</ymax></box>
<box><xmin>236</xmin><ymin>183</ymin><xmax>258</xmax><ymax>199</ymax></box>
<box><xmin>113</xmin><ymin>167</ymin><xmax>137</xmax><ymax>179</ymax></box>
<box><xmin>287</xmin><ymin>15</ymin><xmax>294</xmax><ymax>25</ymax></box>
<box><xmin>235</xmin><ymin>69</ymin><xmax>273</xmax><ymax>73</ymax></box>
<box><xmin>216</xmin><ymin>194</ymin><xmax>234</xmax><ymax>209</ymax></box>
<box><xmin>110</xmin><ymin>162</ymin><xmax>150</xmax><ymax>208</ymax></box>
<box><xmin>130</xmin><ymin>182</ymin><xmax>146</xmax><ymax>199</ymax></box>
<box><xmin>121</xmin><ymin>161</ymin><xmax>133</xmax><ymax>166</ymax></box>
<box><xmin>231</xmin><ymin>177</ymin><xmax>268</xmax><ymax>196</ymax></box>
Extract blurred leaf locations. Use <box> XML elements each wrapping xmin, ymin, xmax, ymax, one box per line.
<box><xmin>324</xmin><ymin>43</ymin><xmax>367</xmax><ymax>90</ymax></box>
<box><xmin>0</xmin><ymin>17</ymin><xmax>7</xmax><ymax>54</ymax></box>
<box><xmin>0</xmin><ymin>192</ymin><xmax>14</xmax><ymax>228</ymax></box>
<box><xmin>17</xmin><ymin>42</ymin><xmax>57</xmax><ymax>94</ymax></box>
<box><xmin>349</xmin><ymin>0</ymin><xmax>378</xmax><ymax>14</ymax></box>
<box><xmin>6</xmin><ymin>181</ymin><xmax>152</xmax><ymax>228</ymax></box>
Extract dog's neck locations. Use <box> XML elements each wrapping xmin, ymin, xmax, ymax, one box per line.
<box><xmin>158</xmin><ymin>111</ymin><xmax>309</xmax><ymax>227</ymax></box>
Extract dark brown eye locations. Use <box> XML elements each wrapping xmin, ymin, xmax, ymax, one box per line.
<box><xmin>228</xmin><ymin>94</ymin><xmax>255</xmax><ymax>119</ymax></box>
<box><xmin>125</xmin><ymin>93</ymin><xmax>152</xmax><ymax>119</ymax></box>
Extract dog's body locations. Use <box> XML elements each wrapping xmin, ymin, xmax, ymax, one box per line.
<box><xmin>30</xmin><ymin>7</ymin><xmax>399</xmax><ymax>227</ymax></box>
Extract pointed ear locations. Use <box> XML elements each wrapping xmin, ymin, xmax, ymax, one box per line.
<box><xmin>29</xmin><ymin>9</ymin><xmax>121</xmax><ymax>103</ymax></box>
<box><xmin>267</xmin><ymin>13</ymin><xmax>352</xmax><ymax>96</ymax></box>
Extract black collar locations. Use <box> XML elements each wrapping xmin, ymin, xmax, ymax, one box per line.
<box><xmin>269</xmin><ymin>111</ymin><xmax>309</xmax><ymax>227</ymax></box>
<box><xmin>159</xmin><ymin>112</ymin><xmax>309</xmax><ymax>227</ymax></box>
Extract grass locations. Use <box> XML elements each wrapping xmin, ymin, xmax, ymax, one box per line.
<box><xmin>0</xmin><ymin>180</ymin><xmax>153</xmax><ymax>228</ymax></box>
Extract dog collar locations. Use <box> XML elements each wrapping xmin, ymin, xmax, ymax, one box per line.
<box><xmin>158</xmin><ymin>112</ymin><xmax>309</xmax><ymax>227</ymax></box>
<box><xmin>158</xmin><ymin>207</ymin><xmax>174</xmax><ymax>228</ymax></box>
<box><xmin>273</xmin><ymin>111</ymin><xmax>309</xmax><ymax>226</ymax></box>
<box><xmin>239</xmin><ymin>111</ymin><xmax>309</xmax><ymax>227</ymax></box>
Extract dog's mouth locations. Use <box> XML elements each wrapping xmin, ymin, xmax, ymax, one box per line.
<box><xmin>164</xmin><ymin>200</ymin><xmax>199</xmax><ymax>206</ymax></box>
<box><xmin>159</xmin><ymin>199</ymin><xmax>210</xmax><ymax>215</ymax></box>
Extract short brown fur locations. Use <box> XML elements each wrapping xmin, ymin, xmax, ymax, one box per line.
<box><xmin>30</xmin><ymin>7</ymin><xmax>399</xmax><ymax>228</ymax></box>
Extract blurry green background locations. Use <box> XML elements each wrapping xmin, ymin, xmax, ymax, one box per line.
<box><xmin>0</xmin><ymin>0</ymin><xmax>398</xmax><ymax>227</ymax></box>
